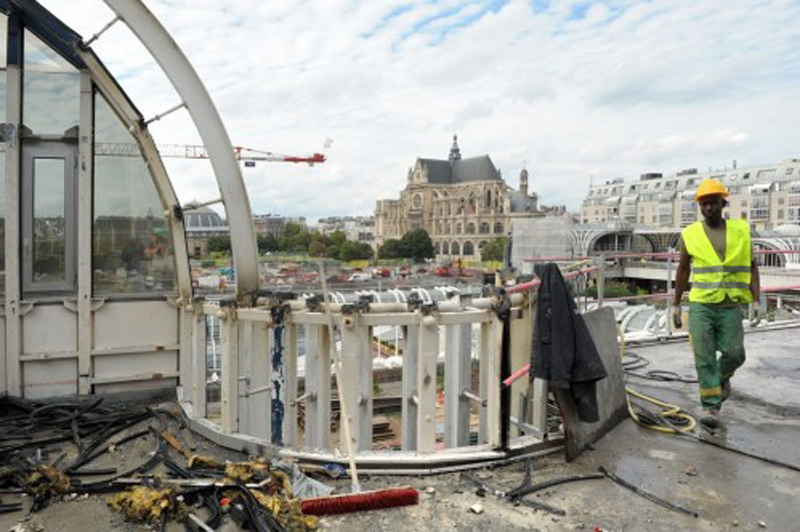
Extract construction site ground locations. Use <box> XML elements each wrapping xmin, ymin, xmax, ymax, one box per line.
<box><xmin>1</xmin><ymin>325</ymin><xmax>799</xmax><ymax>531</ymax></box>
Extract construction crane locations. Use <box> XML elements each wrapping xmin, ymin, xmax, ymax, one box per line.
<box><xmin>95</xmin><ymin>142</ymin><xmax>326</xmax><ymax>166</ymax></box>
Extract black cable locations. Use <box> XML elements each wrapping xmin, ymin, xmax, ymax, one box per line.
<box><xmin>507</xmin><ymin>473</ymin><xmax>605</xmax><ymax>499</ymax></box>
<box><xmin>600</xmin><ymin>467</ymin><xmax>697</xmax><ymax>518</ymax></box>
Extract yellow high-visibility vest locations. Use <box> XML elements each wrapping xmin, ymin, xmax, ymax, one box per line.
<box><xmin>681</xmin><ymin>219</ymin><xmax>753</xmax><ymax>304</ymax></box>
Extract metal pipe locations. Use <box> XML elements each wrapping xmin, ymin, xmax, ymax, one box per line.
<box><xmin>83</xmin><ymin>15</ymin><xmax>121</xmax><ymax>47</ymax></box>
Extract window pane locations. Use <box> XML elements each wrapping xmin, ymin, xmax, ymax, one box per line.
<box><xmin>93</xmin><ymin>96</ymin><xmax>177</xmax><ymax>295</ymax></box>
<box><xmin>33</xmin><ymin>158</ymin><xmax>66</xmax><ymax>284</ymax></box>
<box><xmin>23</xmin><ymin>30</ymin><xmax>79</xmax><ymax>136</ymax></box>
<box><xmin>0</xmin><ymin>151</ymin><xmax>5</xmax><ymax>298</ymax></box>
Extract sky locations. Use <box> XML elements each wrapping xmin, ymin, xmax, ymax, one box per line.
<box><xmin>45</xmin><ymin>0</ymin><xmax>800</xmax><ymax>222</ymax></box>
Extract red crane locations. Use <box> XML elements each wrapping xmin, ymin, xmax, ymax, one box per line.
<box><xmin>94</xmin><ymin>142</ymin><xmax>326</xmax><ymax>166</ymax></box>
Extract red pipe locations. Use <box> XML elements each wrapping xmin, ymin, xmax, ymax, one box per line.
<box><xmin>503</xmin><ymin>364</ymin><xmax>530</xmax><ymax>387</ymax></box>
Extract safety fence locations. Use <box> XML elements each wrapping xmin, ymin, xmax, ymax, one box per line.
<box><xmin>180</xmin><ymin>289</ymin><xmax>556</xmax><ymax>471</ymax></box>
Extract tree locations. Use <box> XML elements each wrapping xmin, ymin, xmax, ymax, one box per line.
<box><xmin>481</xmin><ymin>237</ymin><xmax>506</xmax><ymax>262</ymax></box>
<box><xmin>399</xmin><ymin>229</ymin><xmax>434</xmax><ymax>262</ymax></box>
<box><xmin>308</xmin><ymin>240</ymin><xmax>327</xmax><ymax>256</ymax></box>
<box><xmin>257</xmin><ymin>234</ymin><xmax>279</xmax><ymax>253</ymax></box>
<box><xmin>340</xmin><ymin>241</ymin><xmax>373</xmax><ymax>261</ymax></box>
<box><xmin>206</xmin><ymin>236</ymin><xmax>231</xmax><ymax>254</ymax></box>
<box><xmin>329</xmin><ymin>230</ymin><xmax>347</xmax><ymax>247</ymax></box>
<box><xmin>378</xmin><ymin>239</ymin><xmax>404</xmax><ymax>259</ymax></box>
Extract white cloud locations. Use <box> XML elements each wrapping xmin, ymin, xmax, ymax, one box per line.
<box><xmin>41</xmin><ymin>0</ymin><xmax>800</xmax><ymax>220</ymax></box>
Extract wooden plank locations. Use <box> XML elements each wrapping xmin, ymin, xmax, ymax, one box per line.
<box><xmin>77</xmin><ymin>73</ymin><xmax>93</xmax><ymax>395</ymax></box>
<box><xmin>4</xmin><ymin>56</ymin><xmax>22</xmax><ymax>396</ymax></box>
<box><xmin>416</xmin><ymin>317</ymin><xmax>439</xmax><ymax>453</ymax></box>
<box><xmin>340</xmin><ymin>320</ymin><xmax>365</xmax><ymax>451</ymax></box>
<box><xmin>237</xmin><ymin>320</ymin><xmax>253</xmax><ymax>433</ymax></box>
<box><xmin>220</xmin><ymin>309</ymin><xmax>239</xmax><ymax>433</ymax></box>
<box><xmin>401</xmin><ymin>324</ymin><xmax>419</xmax><ymax>451</ymax></box>
<box><xmin>283</xmin><ymin>322</ymin><xmax>299</xmax><ymax>447</ymax></box>
<box><xmin>478</xmin><ymin>322</ymin><xmax>490</xmax><ymax>444</ymax></box>
<box><xmin>304</xmin><ymin>324</ymin><xmax>331</xmax><ymax>450</ymax></box>
<box><xmin>191</xmin><ymin>309</ymin><xmax>207</xmax><ymax>418</ymax></box>
<box><xmin>444</xmin><ymin>323</ymin><xmax>471</xmax><ymax>448</ymax></box>
<box><xmin>485</xmin><ymin>316</ymin><xmax>503</xmax><ymax>448</ymax></box>
<box><xmin>357</xmin><ymin>322</ymin><xmax>373</xmax><ymax>451</ymax></box>
<box><xmin>246</xmin><ymin>320</ymin><xmax>271</xmax><ymax>440</ymax></box>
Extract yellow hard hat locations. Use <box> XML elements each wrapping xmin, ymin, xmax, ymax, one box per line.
<box><xmin>695</xmin><ymin>179</ymin><xmax>729</xmax><ymax>202</ymax></box>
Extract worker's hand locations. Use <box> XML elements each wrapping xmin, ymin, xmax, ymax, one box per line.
<box><xmin>749</xmin><ymin>302</ymin><xmax>762</xmax><ymax>327</ymax></box>
<box><xmin>672</xmin><ymin>306</ymin><xmax>682</xmax><ymax>329</ymax></box>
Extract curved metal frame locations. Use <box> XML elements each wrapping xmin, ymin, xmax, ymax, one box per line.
<box><xmin>104</xmin><ymin>0</ymin><xmax>260</xmax><ymax>303</ymax></box>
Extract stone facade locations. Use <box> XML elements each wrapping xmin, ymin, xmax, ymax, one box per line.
<box><xmin>375</xmin><ymin>136</ymin><xmax>545</xmax><ymax>258</ymax></box>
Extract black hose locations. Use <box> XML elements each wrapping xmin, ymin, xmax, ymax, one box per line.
<box><xmin>600</xmin><ymin>467</ymin><xmax>697</xmax><ymax>518</ymax></box>
<box><xmin>508</xmin><ymin>473</ymin><xmax>605</xmax><ymax>499</ymax></box>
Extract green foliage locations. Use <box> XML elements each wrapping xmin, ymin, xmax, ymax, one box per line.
<box><xmin>481</xmin><ymin>237</ymin><xmax>507</xmax><ymax>262</ymax></box>
<box><xmin>584</xmin><ymin>280</ymin><xmax>634</xmax><ymax>299</ymax></box>
<box><xmin>206</xmin><ymin>236</ymin><xmax>231</xmax><ymax>254</ymax></box>
<box><xmin>378</xmin><ymin>239</ymin><xmax>404</xmax><ymax>259</ymax></box>
<box><xmin>257</xmin><ymin>234</ymin><xmax>279</xmax><ymax>253</ymax></box>
<box><xmin>379</xmin><ymin>230</ymin><xmax>434</xmax><ymax>261</ymax></box>
<box><xmin>339</xmin><ymin>241</ymin><xmax>374</xmax><ymax>261</ymax></box>
<box><xmin>399</xmin><ymin>229</ymin><xmax>435</xmax><ymax>262</ymax></box>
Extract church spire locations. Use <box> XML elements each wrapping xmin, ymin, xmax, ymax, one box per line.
<box><xmin>448</xmin><ymin>134</ymin><xmax>461</xmax><ymax>163</ymax></box>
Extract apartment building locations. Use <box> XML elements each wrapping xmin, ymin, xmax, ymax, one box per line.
<box><xmin>581</xmin><ymin>159</ymin><xmax>800</xmax><ymax>231</ymax></box>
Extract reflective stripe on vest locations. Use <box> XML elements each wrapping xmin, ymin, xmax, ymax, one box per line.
<box><xmin>681</xmin><ymin>219</ymin><xmax>753</xmax><ymax>304</ymax></box>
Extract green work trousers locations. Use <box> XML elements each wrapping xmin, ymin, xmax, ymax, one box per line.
<box><xmin>688</xmin><ymin>303</ymin><xmax>746</xmax><ymax>409</ymax></box>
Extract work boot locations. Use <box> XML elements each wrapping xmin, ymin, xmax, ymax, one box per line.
<box><xmin>700</xmin><ymin>407</ymin><xmax>720</xmax><ymax>429</ymax></box>
<box><xmin>721</xmin><ymin>379</ymin><xmax>732</xmax><ymax>402</ymax></box>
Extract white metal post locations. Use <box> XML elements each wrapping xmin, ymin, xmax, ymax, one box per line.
<box><xmin>444</xmin><ymin>323</ymin><xmax>471</xmax><ymax>448</ymax></box>
<box><xmin>4</xmin><ymin>41</ymin><xmax>22</xmax><ymax>396</ymax></box>
<box><xmin>77</xmin><ymin>73</ymin><xmax>94</xmax><ymax>395</ymax></box>
<box><xmin>304</xmin><ymin>324</ymin><xmax>331</xmax><ymax>450</ymax></box>
<box><xmin>237</xmin><ymin>320</ymin><xmax>253</xmax><ymax>434</ymax></box>
<box><xmin>478</xmin><ymin>322</ymin><xmax>490</xmax><ymax>443</ymax></box>
<box><xmin>417</xmin><ymin>315</ymin><xmax>440</xmax><ymax>453</ymax></box>
<box><xmin>220</xmin><ymin>308</ymin><xmax>239</xmax><ymax>433</ymax></box>
<box><xmin>283</xmin><ymin>321</ymin><xmax>299</xmax><ymax>447</ymax></box>
<box><xmin>401</xmin><ymin>325</ymin><xmax>419</xmax><ymax>451</ymax></box>
<box><xmin>485</xmin><ymin>315</ymin><xmax>503</xmax><ymax>447</ymax></box>
<box><xmin>191</xmin><ymin>309</ymin><xmax>207</xmax><ymax>418</ymax></box>
<box><xmin>247</xmin><ymin>320</ymin><xmax>271</xmax><ymax>441</ymax></box>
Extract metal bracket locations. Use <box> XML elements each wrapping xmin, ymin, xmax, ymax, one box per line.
<box><xmin>239</xmin><ymin>384</ymin><xmax>271</xmax><ymax>399</ymax></box>
<box><xmin>90</xmin><ymin>298</ymin><xmax>107</xmax><ymax>312</ymax></box>
<box><xmin>63</xmin><ymin>298</ymin><xmax>78</xmax><ymax>313</ymax></box>
<box><xmin>18</xmin><ymin>301</ymin><xmax>36</xmax><ymax>317</ymax></box>
<box><xmin>462</xmin><ymin>388</ymin><xmax>487</xmax><ymax>407</ymax></box>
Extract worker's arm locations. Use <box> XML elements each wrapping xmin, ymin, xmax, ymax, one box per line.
<box><xmin>673</xmin><ymin>250</ymin><xmax>691</xmax><ymax>307</ymax></box>
<box><xmin>671</xmin><ymin>248</ymin><xmax>691</xmax><ymax>329</ymax></box>
<box><xmin>750</xmin><ymin>259</ymin><xmax>760</xmax><ymax>302</ymax></box>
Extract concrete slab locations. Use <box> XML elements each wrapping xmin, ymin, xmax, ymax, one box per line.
<box><xmin>555</xmin><ymin>307</ymin><xmax>628</xmax><ymax>461</ymax></box>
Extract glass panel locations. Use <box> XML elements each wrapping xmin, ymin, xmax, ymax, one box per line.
<box><xmin>0</xmin><ymin>151</ymin><xmax>5</xmax><ymax>298</ymax></box>
<box><xmin>33</xmin><ymin>158</ymin><xmax>66</xmax><ymax>283</ymax></box>
<box><xmin>23</xmin><ymin>30</ymin><xmax>80</xmax><ymax>136</ymax></box>
<box><xmin>0</xmin><ymin>16</ymin><xmax>6</xmax><ymax>297</ymax></box>
<box><xmin>93</xmin><ymin>95</ymin><xmax>177</xmax><ymax>295</ymax></box>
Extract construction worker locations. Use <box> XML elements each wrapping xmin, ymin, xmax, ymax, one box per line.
<box><xmin>672</xmin><ymin>178</ymin><xmax>760</xmax><ymax>428</ymax></box>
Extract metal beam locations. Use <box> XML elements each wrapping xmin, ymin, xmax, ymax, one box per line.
<box><xmin>103</xmin><ymin>0</ymin><xmax>259</xmax><ymax>303</ymax></box>
<box><xmin>77</xmin><ymin>73</ymin><xmax>94</xmax><ymax>395</ymax></box>
<box><xmin>3</xmin><ymin>15</ymin><xmax>22</xmax><ymax>395</ymax></box>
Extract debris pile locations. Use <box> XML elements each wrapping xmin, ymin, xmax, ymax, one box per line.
<box><xmin>0</xmin><ymin>396</ymin><xmax>324</xmax><ymax>530</ymax></box>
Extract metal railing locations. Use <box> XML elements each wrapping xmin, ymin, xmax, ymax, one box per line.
<box><xmin>180</xmin><ymin>288</ymin><xmax>555</xmax><ymax>471</ymax></box>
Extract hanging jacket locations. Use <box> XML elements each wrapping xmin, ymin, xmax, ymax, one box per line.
<box><xmin>531</xmin><ymin>263</ymin><xmax>607</xmax><ymax>423</ymax></box>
